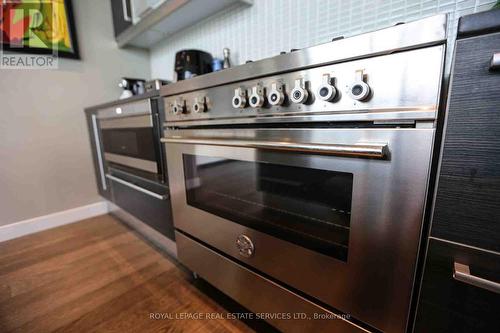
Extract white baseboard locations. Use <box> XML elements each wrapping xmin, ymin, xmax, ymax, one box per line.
<box><xmin>0</xmin><ymin>201</ymin><xmax>109</xmax><ymax>243</ymax></box>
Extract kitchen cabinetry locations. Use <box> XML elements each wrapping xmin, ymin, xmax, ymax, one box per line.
<box><xmin>111</xmin><ymin>0</ymin><xmax>253</xmax><ymax>49</ymax></box>
<box><xmin>111</xmin><ymin>0</ymin><xmax>133</xmax><ymax>37</ymax></box>
<box><xmin>85</xmin><ymin>95</ymin><xmax>175</xmax><ymax>245</ymax></box>
<box><xmin>109</xmin><ymin>169</ymin><xmax>174</xmax><ymax>239</ymax></box>
<box><xmin>414</xmin><ymin>10</ymin><xmax>500</xmax><ymax>333</ymax></box>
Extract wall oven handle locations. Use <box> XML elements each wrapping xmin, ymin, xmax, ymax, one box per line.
<box><xmin>106</xmin><ymin>174</ymin><xmax>167</xmax><ymax>200</ymax></box>
<box><xmin>91</xmin><ymin>115</ymin><xmax>107</xmax><ymax>191</ymax></box>
<box><xmin>453</xmin><ymin>262</ymin><xmax>500</xmax><ymax>294</ymax></box>
<box><xmin>161</xmin><ymin>137</ymin><xmax>388</xmax><ymax>159</ymax></box>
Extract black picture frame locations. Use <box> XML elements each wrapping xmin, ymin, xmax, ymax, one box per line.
<box><xmin>1</xmin><ymin>0</ymin><xmax>80</xmax><ymax>60</ymax></box>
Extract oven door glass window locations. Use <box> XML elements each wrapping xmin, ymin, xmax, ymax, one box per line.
<box><xmin>183</xmin><ymin>154</ymin><xmax>353</xmax><ymax>261</ymax></box>
<box><xmin>101</xmin><ymin>128</ymin><xmax>156</xmax><ymax>161</ymax></box>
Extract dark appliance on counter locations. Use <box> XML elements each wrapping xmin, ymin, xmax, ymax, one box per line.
<box><xmin>161</xmin><ymin>15</ymin><xmax>448</xmax><ymax>333</ymax></box>
<box><xmin>174</xmin><ymin>49</ymin><xmax>213</xmax><ymax>81</ymax></box>
<box><xmin>118</xmin><ymin>77</ymin><xmax>146</xmax><ymax>99</ymax></box>
<box><xmin>85</xmin><ymin>97</ymin><xmax>175</xmax><ymax>243</ymax></box>
<box><xmin>414</xmin><ymin>9</ymin><xmax>500</xmax><ymax>333</ymax></box>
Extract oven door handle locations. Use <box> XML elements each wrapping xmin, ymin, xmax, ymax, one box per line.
<box><xmin>106</xmin><ymin>174</ymin><xmax>168</xmax><ymax>200</ymax></box>
<box><xmin>161</xmin><ymin>137</ymin><xmax>388</xmax><ymax>159</ymax></box>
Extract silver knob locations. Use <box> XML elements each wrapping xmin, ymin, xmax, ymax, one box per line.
<box><xmin>267</xmin><ymin>82</ymin><xmax>285</xmax><ymax>106</ymax></box>
<box><xmin>290</xmin><ymin>78</ymin><xmax>309</xmax><ymax>104</ymax></box>
<box><xmin>317</xmin><ymin>74</ymin><xmax>337</xmax><ymax>102</ymax></box>
<box><xmin>249</xmin><ymin>85</ymin><xmax>265</xmax><ymax>108</ymax></box>
<box><xmin>172</xmin><ymin>99</ymin><xmax>185</xmax><ymax>115</ymax></box>
<box><xmin>236</xmin><ymin>234</ymin><xmax>254</xmax><ymax>258</ymax></box>
<box><xmin>348</xmin><ymin>70</ymin><xmax>371</xmax><ymax>101</ymax></box>
<box><xmin>192</xmin><ymin>96</ymin><xmax>207</xmax><ymax>113</ymax></box>
<box><xmin>232</xmin><ymin>87</ymin><xmax>247</xmax><ymax>109</ymax></box>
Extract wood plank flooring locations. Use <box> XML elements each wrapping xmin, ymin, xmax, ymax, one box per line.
<box><xmin>0</xmin><ymin>214</ymin><xmax>255</xmax><ymax>333</ymax></box>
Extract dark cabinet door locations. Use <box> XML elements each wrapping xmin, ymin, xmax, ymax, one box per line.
<box><xmin>431</xmin><ymin>33</ymin><xmax>500</xmax><ymax>252</ymax></box>
<box><xmin>110</xmin><ymin>0</ymin><xmax>132</xmax><ymax>37</ymax></box>
<box><xmin>415</xmin><ymin>239</ymin><xmax>500</xmax><ymax>333</ymax></box>
<box><xmin>111</xmin><ymin>170</ymin><xmax>175</xmax><ymax>240</ymax></box>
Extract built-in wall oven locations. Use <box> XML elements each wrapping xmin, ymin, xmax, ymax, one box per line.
<box><xmin>90</xmin><ymin>98</ymin><xmax>175</xmax><ymax>241</ymax></box>
<box><xmin>161</xmin><ymin>15</ymin><xmax>447</xmax><ymax>333</ymax></box>
<box><xmin>97</xmin><ymin>98</ymin><xmax>165</xmax><ymax>183</ymax></box>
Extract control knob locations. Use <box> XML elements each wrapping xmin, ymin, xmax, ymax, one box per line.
<box><xmin>192</xmin><ymin>96</ymin><xmax>207</xmax><ymax>113</ymax></box>
<box><xmin>249</xmin><ymin>85</ymin><xmax>265</xmax><ymax>108</ymax></box>
<box><xmin>172</xmin><ymin>99</ymin><xmax>186</xmax><ymax>115</ymax></box>
<box><xmin>232</xmin><ymin>87</ymin><xmax>247</xmax><ymax>109</ymax></box>
<box><xmin>317</xmin><ymin>73</ymin><xmax>337</xmax><ymax>102</ymax></box>
<box><xmin>348</xmin><ymin>70</ymin><xmax>371</xmax><ymax>101</ymax></box>
<box><xmin>267</xmin><ymin>82</ymin><xmax>285</xmax><ymax>106</ymax></box>
<box><xmin>290</xmin><ymin>78</ymin><xmax>309</xmax><ymax>104</ymax></box>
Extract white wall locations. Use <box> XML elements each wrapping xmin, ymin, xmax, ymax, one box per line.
<box><xmin>150</xmin><ymin>0</ymin><xmax>496</xmax><ymax>80</ymax></box>
<box><xmin>0</xmin><ymin>0</ymin><xmax>151</xmax><ymax>226</ymax></box>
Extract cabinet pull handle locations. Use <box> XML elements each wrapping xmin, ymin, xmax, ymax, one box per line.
<box><xmin>122</xmin><ymin>0</ymin><xmax>132</xmax><ymax>22</ymax></box>
<box><xmin>453</xmin><ymin>262</ymin><xmax>500</xmax><ymax>294</ymax></box>
<box><xmin>106</xmin><ymin>174</ymin><xmax>167</xmax><ymax>200</ymax></box>
<box><xmin>490</xmin><ymin>52</ymin><xmax>500</xmax><ymax>71</ymax></box>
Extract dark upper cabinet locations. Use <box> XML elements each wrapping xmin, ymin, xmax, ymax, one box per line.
<box><xmin>430</xmin><ymin>32</ymin><xmax>500</xmax><ymax>253</ymax></box>
<box><xmin>111</xmin><ymin>0</ymin><xmax>132</xmax><ymax>37</ymax></box>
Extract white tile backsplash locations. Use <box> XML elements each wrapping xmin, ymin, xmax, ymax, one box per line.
<box><xmin>150</xmin><ymin>0</ymin><xmax>496</xmax><ymax>80</ymax></box>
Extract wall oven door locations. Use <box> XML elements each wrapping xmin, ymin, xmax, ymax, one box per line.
<box><xmin>99</xmin><ymin>107</ymin><xmax>164</xmax><ymax>182</ymax></box>
<box><xmin>164</xmin><ymin>127</ymin><xmax>435</xmax><ymax>333</ymax></box>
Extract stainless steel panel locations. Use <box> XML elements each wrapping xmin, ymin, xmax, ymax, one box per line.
<box><xmin>165</xmin><ymin>127</ymin><xmax>435</xmax><ymax>333</ymax></box>
<box><xmin>91</xmin><ymin>114</ymin><xmax>107</xmax><ymax>191</ymax></box>
<box><xmin>97</xmin><ymin>99</ymin><xmax>151</xmax><ymax>119</ymax></box>
<box><xmin>161</xmin><ymin>136</ymin><xmax>388</xmax><ymax>159</ymax></box>
<box><xmin>176</xmin><ymin>232</ymin><xmax>369</xmax><ymax>333</ymax></box>
<box><xmin>104</xmin><ymin>153</ymin><xmax>158</xmax><ymax>173</ymax></box>
<box><xmin>165</xmin><ymin>109</ymin><xmax>434</xmax><ymax>127</ymax></box>
<box><xmin>161</xmin><ymin>14</ymin><xmax>447</xmax><ymax>96</ymax></box>
<box><xmin>164</xmin><ymin>46</ymin><xmax>445</xmax><ymax>124</ymax></box>
<box><xmin>100</xmin><ymin>114</ymin><xmax>153</xmax><ymax>129</ymax></box>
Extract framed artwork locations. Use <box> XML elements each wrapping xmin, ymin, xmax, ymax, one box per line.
<box><xmin>0</xmin><ymin>0</ymin><xmax>79</xmax><ymax>59</ymax></box>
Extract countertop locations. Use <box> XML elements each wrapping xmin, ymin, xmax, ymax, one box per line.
<box><xmin>84</xmin><ymin>90</ymin><xmax>160</xmax><ymax>113</ymax></box>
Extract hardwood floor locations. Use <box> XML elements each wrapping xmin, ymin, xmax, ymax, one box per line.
<box><xmin>0</xmin><ymin>215</ymin><xmax>255</xmax><ymax>333</ymax></box>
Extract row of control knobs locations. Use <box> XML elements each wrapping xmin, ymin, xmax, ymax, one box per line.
<box><xmin>171</xmin><ymin>96</ymin><xmax>207</xmax><ymax>115</ymax></box>
<box><xmin>170</xmin><ymin>70</ymin><xmax>371</xmax><ymax>115</ymax></box>
<box><xmin>233</xmin><ymin>70</ymin><xmax>370</xmax><ymax>109</ymax></box>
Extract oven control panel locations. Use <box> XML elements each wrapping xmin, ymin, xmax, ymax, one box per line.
<box><xmin>163</xmin><ymin>45</ymin><xmax>444</xmax><ymax>125</ymax></box>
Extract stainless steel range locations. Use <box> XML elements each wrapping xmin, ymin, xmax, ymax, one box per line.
<box><xmin>161</xmin><ymin>15</ymin><xmax>447</xmax><ymax>333</ymax></box>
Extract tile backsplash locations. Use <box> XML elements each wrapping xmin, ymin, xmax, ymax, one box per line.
<box><xmin>150</xmin><ymin>0</ymin><xmax>496</xmax><ymax>80</ymax></box>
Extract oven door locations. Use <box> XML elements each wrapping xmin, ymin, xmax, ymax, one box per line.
<box><xmin>164</xmin><ymin>127</ymin><xmax>434</xmax><ymax>333</ymax></box>
<box><xmin>100</xmin><ymin>113</ymin><xmax>163</xmax><ymax>181</ymax></box>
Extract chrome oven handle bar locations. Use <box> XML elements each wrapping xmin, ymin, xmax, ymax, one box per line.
<box><xmin>453</xmin><ymin>262</ymin><xmax>500</xmax><ymax>294</ymax></box>
<box><xmin>91</xmin><ymin>115</ymin><xmax>107</xmax><ymax>191</ymax></box>
<box><xmin>161</xmin><ymin>137</ymin><xmax>388</xmax><ymax>159</ymax></box>
<box><xmin>105</xmin><ymin>174</ymin><xmax>167</xmax><ymax>200</ymax></box>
